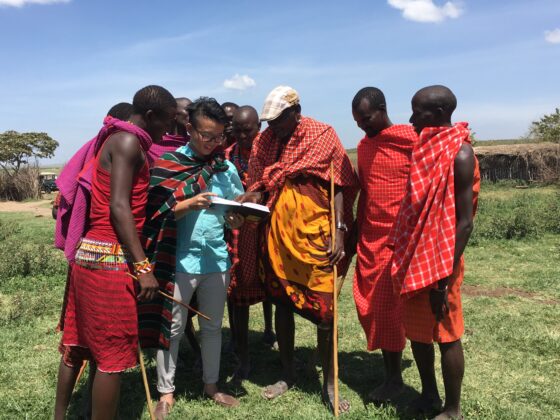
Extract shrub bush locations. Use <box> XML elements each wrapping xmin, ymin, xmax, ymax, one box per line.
<box><xmin>471</xmin><ymin>189</ymin><xmax>560</xmax><ymax>244</ymax></box>
<box><xmin>0</xmin><ymin>219</ymin><xmax>66</xmax><ymax>280</ymax></box>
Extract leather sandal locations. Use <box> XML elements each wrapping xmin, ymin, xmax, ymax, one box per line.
<box><xmin>204</xmin><ymin>391</ymin><xmax>240</xmax><ymax>408</ymax></box>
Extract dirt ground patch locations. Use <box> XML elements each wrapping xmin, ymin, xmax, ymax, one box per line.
<box><xmin>0</xmin><ymin>199</ymin><xmax>53</xmax><ymax>218</ymax></box>
<box><xmin>463</xmin><ymin>284</ymin><xmax>558</xmax><ymax>305</ymax></box>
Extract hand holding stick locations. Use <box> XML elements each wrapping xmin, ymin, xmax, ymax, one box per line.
<box><xmin>126</xmin><ymin>272</ymin><xmax>210</xmax><ymax>320</ymax></box>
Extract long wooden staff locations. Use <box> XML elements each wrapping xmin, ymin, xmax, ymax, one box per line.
<box><xmin>73</xmin><ymin>360</ymin><xmax>88</xmax><ymax>390</ymax></box>
<box><xmin>138</xmin><ymin>345</ymin><xmax>155</xmax><ymax>420</ymax></box>
<box><xmin>330</xmin><ymin>162</ymin><xmax>340</xmax><ymax>417</ymax></box>
<box><xmin>126</xmin><ymin>272</ymin><xmax>210</xmax><ymax>320</ymax></box>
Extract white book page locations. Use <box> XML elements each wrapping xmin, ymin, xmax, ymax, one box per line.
<box><xmin>210</xmin><ymin>196</ymin><xmax>241</xmax><ymax>207</ymax></box>
<box><xmin>242</xmin><ymin>202</ymin><xmax>270</xmax><ymax>213</ymax></box>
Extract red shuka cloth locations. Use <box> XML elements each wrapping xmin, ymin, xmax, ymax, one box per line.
<box><xmin>240</xmin><ymin>116</ymin><xmax>358</xmax><ymax>320</ymax></box>
<box><xmin>225</xmin><ymin>141</ymin><xmax>266</xmax><ymax>306</ymax></box>
<box><xmin>390</xmin><ymin>122</ymin><xmax>477</xmax><ymax>297</ymax></box>
<box><xmin>247</xmin><ymin>117</ymin><xmax>358</xmax><ymax>210</ymax></box>
<box><xmin>353</xmin><ymin>124</ymin><xmax>417</xmax><ymax>351</ymax></box>
<box><xmin>61</xmin><ymin>146</ymin><xmax>150</xmax><ymax>372</ymax></box>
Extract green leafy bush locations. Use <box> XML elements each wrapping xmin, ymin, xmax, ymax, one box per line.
<box><xmin>0</xmin><ymin>219</ymin><xmax>66</xmax><ymax>280</ymax></box>
<box><xmin>471</xmin><ymin>189</ymin><xmax>560</xmax><ymax>244</ymax></box>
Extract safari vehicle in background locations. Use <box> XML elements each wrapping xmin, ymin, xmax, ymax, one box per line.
<box><xmin>39</xmin><ymin>172</ymin><xmax>58</xmax><ymax>193</ymax></box>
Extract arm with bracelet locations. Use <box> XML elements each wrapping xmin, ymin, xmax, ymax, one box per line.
<box><xmin>108</xmin><ymin>133</ymin><xmax>159</xmax><ymax>302</ymax></box>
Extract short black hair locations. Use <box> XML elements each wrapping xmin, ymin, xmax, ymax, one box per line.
<box><xmin>132</xmin><ymin>85</ymin><xmax>176</xmax><ymax>116</ymax></box>
<box><xmin>352</xmin><ymin>87</ymin><xmax>386</xmax><ymax>110</ymax></box>
<box><xmin>221</xmin><ymin>101</ymin><xmax>239</xmax><ymax>110</ymax></box>
<box><xmin>106</xmin><ymin>102</ymin><xmax>133</xmax><ymax>121</ymax></box>
<box><xmin>189</xmin><ymin>97</ymin><xmax>229</xmax><ymax>127</ymax></box>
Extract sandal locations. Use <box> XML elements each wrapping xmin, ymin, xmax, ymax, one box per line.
<box><xmin>204</xmin><ymin>391</ymin><xmax>240</xmax><ymax>408</ymax></box>
<box><xmin>262</xmin><ymin>380</ymin><xmax>291</xmax><ymax>400</ymax></box>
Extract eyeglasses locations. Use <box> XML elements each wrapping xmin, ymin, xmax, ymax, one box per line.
<box><xmin>192</xmin><ymin>126</ymin><xmax>225</xmax><ymax>144</ymax></box>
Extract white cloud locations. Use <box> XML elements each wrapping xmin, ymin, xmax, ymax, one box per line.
<box><xmin>223</xmin><ymin>74</ymin><xmax>256</xmax><ymax>90</ymax></box>
<box><xmin>388</xmin><ymin>0</ymin><xmax>463</xmax><ymax>23</ymax></box>
<box><xmin>0</xmin><ymin>0</ymin><xmax>69</xmax><ymax>7</ymax></box>
<box><xmin>544</xmin><ymin>28</ymin><xmax>560</xmax><ymax>44</ymax></box>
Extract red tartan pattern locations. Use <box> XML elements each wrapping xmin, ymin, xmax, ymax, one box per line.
<box><xmin>390</xmin><ymin>122</ymin><xmax>474</xmax><ymax>297</ymax></box>
<box><xmin>244</xmin><ymin>117</ymin><xmax>358</xmax><ymax>316</ymax></box>
<box><xmin>247</xmin><ymin>117</ymin><xmax>357</xmax><ymax>208</ymax></box>
<box><xmin>353</xmin><ymin>125</ymin><xmax>417</xmax><ymax>351</ymax></box>
<box><xmin>247</xmin><ymin>117</ymin><xmax>358</xmax><ymax>275</ymax></box>
<box><xmin>225</xmin><ymin>141</ymin><xmax>266</xmax><ymax>306</ymax></box>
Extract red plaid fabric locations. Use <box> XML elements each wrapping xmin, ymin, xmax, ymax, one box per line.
<box><xmin>247</xmin><ymin>117</ymin><xmax>357</xmax><ymax>207</ymax></box>
<box><xmin>62</xmin><ymin>263</ymin><xmax>138</xmax><ymax>373</ymax></box>
<box><xmin>353</xmin><ymin>124</ymin><xmax>417</xmax><ymax>351</ymax></box>
<box><xmin>390</xmin><ymin>122</ymin><xmax>473</xmax><ymax>297</ymax></box>
<box><xmin>225</xmin><ymin>141</ymin><xmax>266</xmax><ymax>306</ymax></box>
<box><xmin>239</xmin><ymin>117</ymin><xmax>359</xmax><ymax>305</ymax></box>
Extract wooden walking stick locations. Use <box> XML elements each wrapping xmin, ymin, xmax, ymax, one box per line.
<box><xmin>330</xmin><ymin>162</ymin><xmax>340</xmax><ymax>417</ymax></box>
<box><xmin>126</xmin><ymin>272</ymin><xmax>211</xmax><ymax>320</ymax></box>
<box><xmin>138</xmin><ymin>345</ymin><xmax>155</xmax><ymax>420</ymax></box>
<box><xmin>73</xmin><ymin>360</ymin><xmax>88</xmax><ymax>390</ymax></box>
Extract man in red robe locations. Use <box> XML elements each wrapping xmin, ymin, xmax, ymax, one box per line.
<box><xmin>238</xmin><ymin>86</ymin><xmax>358</xmax><ymax>413</ymax></box>
<box><xmin>54</xmin><ymin>85</ymin><xmax>176</xmax><ymax>420</ymax></box>
<box><xmin>390</xmin><ymin>85</ymin><xmax>480</xmax><ymax>420</ymax></box>
<box><xmin>226</xmin><ymin>105</ymin><xmax>277</xmax><ymax>382</ymax></box>
<box><xmin>350</xmin><ymin>87</ymin><xmax>417</xmax><ymax>402</ymax></box>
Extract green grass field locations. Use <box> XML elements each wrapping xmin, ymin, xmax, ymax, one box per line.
<box><xmin>0</xmin><ymin>184</ymin><xmax>559</xmax><ymax>419</ymax></box>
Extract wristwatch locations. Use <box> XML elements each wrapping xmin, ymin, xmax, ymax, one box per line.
<box><xmin>336</xmin><ymin>222</ymin><xmax>348</xmax><ymax>232</ymax></box>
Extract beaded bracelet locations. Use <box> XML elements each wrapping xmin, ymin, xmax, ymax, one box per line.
<box><xmin>133</xmin><ymin>258</ymin><xmax>153</xmax><ymax>276</ymax></box>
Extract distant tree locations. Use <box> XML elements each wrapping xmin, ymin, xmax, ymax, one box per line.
<box><xmin>0</xmin><ymin>131</ymin><xmax>58</xmax><ymax>176</ymax></box>
<box><xmin>529</xmin><ymin>108</ymin><xmax>560</xmax><ymax>143</ymax></box>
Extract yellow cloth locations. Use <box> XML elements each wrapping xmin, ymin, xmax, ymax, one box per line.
<box><xmin>267</xmin><ymin>180</ymin><xmax>333</xmax><ymax>294</ymax></box>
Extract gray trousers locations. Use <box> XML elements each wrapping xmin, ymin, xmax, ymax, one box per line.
<box><xmin>156</xmin><ymin>271</ymin><xmax>230</xmax><ymax>393</ymax></box>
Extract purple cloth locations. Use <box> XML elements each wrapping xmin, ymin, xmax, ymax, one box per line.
<box><xmin>55</xmin><ymin>117</ymin><xmax>153</xmax><ymax>261</ymax></box>
<box><xmin>147</xmin><ymin>133</ymin><xmax>189</xmax><ymax>166</ymax></box>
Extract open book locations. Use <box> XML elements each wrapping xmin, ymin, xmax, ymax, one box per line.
<box><xmin>209</xmin><ymin>196</ymin><xmax>270</xmax><ymax>220</ymax></box>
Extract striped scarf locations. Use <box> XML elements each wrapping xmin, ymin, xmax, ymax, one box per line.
<box><xmin>138</xmin><ymin>150</ymin><xmax>228</xmax><ymax>349</ymax></box>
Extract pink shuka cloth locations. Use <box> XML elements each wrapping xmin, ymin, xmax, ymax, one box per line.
<box><xmin>54</xmin><ymin>116</ymin><xmax>153</xmax><ymax>261</ymax></box>
<box><xmin>146</xmin><ymin>133</ymin><xmax>189</xmax><ymax>166</ymax></box>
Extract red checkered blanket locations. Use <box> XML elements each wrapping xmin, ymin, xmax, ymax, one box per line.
<box><xmin>390</xmin><ymin>122</ymin><xmax>472</xmax><ymax>297</ymax></box>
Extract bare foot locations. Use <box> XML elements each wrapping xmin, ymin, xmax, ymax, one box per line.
<box><xmin>322</xmin><ymin>388</ymin><xmax>350</xmax><ymax>414</ymax></box>
<box><xmin>262</xmin><ymin>330</ymin><xmax>277</xmax><ymax>348</ymax></box>
<box><xmin>155</xmin><ymin>394</ymin><xmax>175</xmax><ymax>420</ymax></box>
<box><xmin>407</xmin><ymin>394</ymin><xmax>443</xmax><ymax>418</ymax></box>
<box><xmin>367</xmin><ymin>379</ymin><xmax>404</xmax><ymax>403</ymax></box>
<box><xmin>262</xmin><ymin>380</ymin><xmax>291</xmax><ymax>400</ymax></box>
<box><xmin>433</xmin><ymin>408</ymin><xmax>463</xmax><ymax>420</ymax></box>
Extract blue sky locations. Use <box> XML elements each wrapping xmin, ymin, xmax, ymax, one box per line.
<box><xmin>0</xmin><ymin>0</ymin><xmax>559</xmax><ymax>163</ymax></box>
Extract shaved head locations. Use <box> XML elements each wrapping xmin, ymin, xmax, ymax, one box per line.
<box><xmin>232</xmin><ymin>105</ymin><xmax>260</xmax><ymax>150</ymax></box>
<box><xmin>410</xmin><ymin>85</ymin><xmax>457</xmax><ymax>133</ymax></box>
<box><xmin>174</xmin><ymin>97</ymin><xmax>192</xmax><ymax>134</ymax></box>
<box><xmin>413</xmin><ymin>85</ymin><xmax>457</xmax><ymax>115</ymax></box>
<box><xmin>233</xmin><ymin>105</ymin><xmax>259</xmax><ymax>125</ymax></box>
<box><xmin>176</xmin><ymin>97</ymin><xmax>192</xmax><ymax>107</ymax></box>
